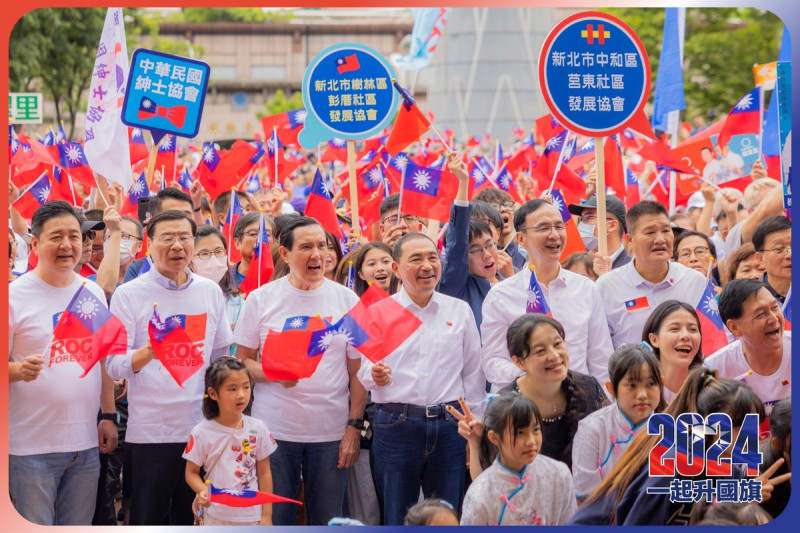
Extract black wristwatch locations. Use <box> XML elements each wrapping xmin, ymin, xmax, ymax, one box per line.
<box><xmin>347</xmin><ymin>418</ymin><xmax>365</xmax><ymax>430</ymax></box>
<box><xmin>99</xmin><ymin>412</ymin><xmax>118</xmax><ymax>425</ymax></box>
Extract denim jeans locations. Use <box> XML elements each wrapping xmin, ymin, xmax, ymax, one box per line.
<box><xmin>371</xmin><ymin>406</ymin><xmax>466</xmax><ymax>525</ymax></box>
<box><xmin>269</xmin><ymin>439</ymin><xmax>347</xmax><ymax>525</ymax></box>
<box><xmin>9</xmin><ymin>448</ymin><xmax>100</xmax><ymax>525</ymax></box>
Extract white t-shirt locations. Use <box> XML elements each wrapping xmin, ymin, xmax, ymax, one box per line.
<box><xmin>704</xmin><ymin>332</ymin><xmax>791</xmax><ymax>417</ymax></box>
<box><xmin>9</xmin><ymin>274</ymin><xmax>107</xmax><ymax>455</ymax></box>
<box><xmin>107</xmin><ymin>269</ymin><xmax>233</xmax><ymax>443</ymax></box>
<box><xmin>183</xmin><ymin>415</ymin><xmax>277</xmax><ymax>523</ymax></box>
<box><xmin>233</xmin><ymin>277</ymin><xmax>360</xmax><ymax>442</ymax></box>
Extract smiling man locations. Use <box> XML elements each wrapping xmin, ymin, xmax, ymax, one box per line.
<box><xmin>481</xmin><ymin>199</ymin><xmax>613</xmax><ymax>388</ymax></box>
<box><xmin>234</xmin><ymin>216</ymin><xmax>366</xmax><ymax>526</ymax></box>
<box><xmin>359</xmin><ymin>232</ymin><xmax>485</xmax><ymax>525</ymax></box>
<box><xmin>705</xmin><ymin>279</ymin><xmax>791</xmax><ymax>415</ymax></box>
<box><xmin>106</xmin><ymin>210</ymin><xmax>233</xmax><ymax>525</ymax></box>
<box><xmin>752</xmin><ymin>215</ymin><xmax>791</xmax><ymax>305</ymax></box>
<box><xmin>596</xmin><ymin>201</ymin><xmax>709</xmax><ymax>348</ymax></box>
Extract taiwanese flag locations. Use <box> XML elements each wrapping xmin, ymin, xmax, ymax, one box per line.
<box><xmin>51</xmin><ymin>283</ymin><xmax>128</xmax><ymax>378</ymax></box>
<box><xmin>304</xmin><ymin>166</ymin><xmax>340</xmax><ymax>235</ymax></box>
<box><xmin>603</xmin><ymin>136</ymin><xmax>627</xmax><ymax>202</ymax></box>
<box><xmin>361</xmin><ymin>165</ymin><xmax>394</xmax><ymax>227</ymax></box>
<box><xmin>624</xmin><ymin>167</ymin><xmax>641</xmax><ymax>209</ymax></box>
<box><xmin>55</xmin><ymin>122</ymin><xmax>68</xmax><ymax>143</ymax></box>
<box><xmin>782</xmin><ymin>287</ymin><xmax>791</xmax><ymax>331</ymax></box>
<box><xmin>148</xmin><ymin>306</ymin><xmax>206</xmax><ymax>388</ymax></box>
<box><xmin>333</xmin><ymin>283</ymin><xmax>422</xmax><ymax>363</ymax></box>
<box><xmin>504</xmin><ymin>149</ymin><xmax>534</xmax><ymax>184</ymax></box>
<box><xmin>468</xmin><ymin>156</ymin><xmax>496</xmax><ymax>199</ymax></box>
<box><xmin>57</xmin><ymin>141</ymin><xmax>96</xmax><ymax>189</ymax></box>
<box><xmin>48</xmin><ymin>166</ymin><xmax>78</xmax><ymax>205</ymax></box>
<box><xmin>465</xmin><ymin>136</ymin><xmax>482</xmax><ymax>148</ymax></box>
<box><xmin>549</xmin><ymin>160</ymin><xmax>585</xmax><ymax>206</ymax></box>
<box><xmin>492</xmin><ymin>164</ymin><xmax>524</xmax><ymax>204</ymax></box>
<box><xmin>636</xmin><ymin>139</ymin><xmax>696</xmax><ymax>175</ymax></box>
<box><xmin>532</xmin><ymin>130</ymin><xmax>568</xmax><ymax>190</ymax></box>
<box><xmin>717</xmin><ymin>87</ymin><xmax>762</xmax><ymax>149</ymax></box>
<box><xmin>215</xmin><ymin>139</ymin><xmax>260</xmax><ymax>187</ymax></box>
<box><xmin>384</xmin><ymin>81</ymin><xmax>431</xmax><ymax>157</ymax></box>
<box><xmin>121</xmin><ymin>171</ymin><xmax>150</xmax><ymax>216</ymax></box>
<box><xmin>674</xmin><ymin>414</ymin><xmax>708</xmax><ymax>477</ymax></box>
<box><xmin>246</xmin><ymin>173</ymin><xmax>261</xmax><ymax>194</ymax></box>
<box><xmin>266</xmin><ymin>128</ymin><xmax>286</xmax><ymax>186</ymax></box>
<box><xmin>260</xmin><ymin>108</ymin><xmax>307</xmax><ymax>146</ymax></box>
<box><xmin>320</xmin><ymin>138</ymin><xmax>348</xmax><ymax>163</ymax></box>
<box><xmin>154</xmin><ymin>135</ymin><xmax>177</xmax><ymax>185</ymax></box>
<box><xmin>619</xmin><ymin>129</ymin><xmax>641</xmax><ymax>151</ymax></box>
<box><xmin>363</xmin><ymin>130</ymin><xmax>389</xmax><ymax>152</ymax></box>
<box><xmin>12</xmin><ymin>172</ymin><xmax>51</xmax><ymax>220</ymax></box>
<box><xmin>208</xmin><ymin>483</ymin><xmax>301</xmax><ymax>507</ymax></box>
<box><xmin>625</xmin><ymin>296</ymin><xmax>650</xmax><ymax>313</ymax></box>
<box><xmin>696</xmin><ymin>281</ymin><xmax>728</xmax><ymax>355</ymax></box>
<box><xmin>534</xmin><ymin>113</ymin><xmax>565</xmax><ymax>147</ymax></box>
<box><xmin>239</xmin><ymin>214</ymin><xmax>274</xmax><ymax>297</ymax></box>
<box><xmin>223</xmin><ymin>191</ymin><xmax>245</xmax><ymax>263</ymax></box>
<box><xmin>336</xmin><ymin>53</ymin><xmax>360</xmax><ymax>74</ymax></box>
<box><xmin>194</xmin><ymin>142</ymin><xmax>224</xmax><ymax>197</ymax></box>
<box><xmin>649</xmin><ymin>170</ymin><xmax>671</xmax><ymax>206</ymax></box>
<box><xmin>550</xmin><ymin>189</ymin><xmax>585</xmax><ymax>261</ymax></box>
<box><xmin>525</xmin><ymin>265</ymin><xmax>552</xmax><ymax>316</ymax></box>
<box><xmin>261</xmin><ymin>316</ymin><xmax>336</xmax><ymax>381</ymax></box>
<box><xmin>177</xmin><ymin>165</ymin><xmax>193</xmax><ymax>193</ymax></box>
<box><xmin>511</xmin><ymin>126</ymin><xmax>526</xmax><ymax>139</ymax></box>
<box><xmin>128</xmin><ymin>127</ymin><xmax>149</xmax><ymax>164</ymax></box>
<box><xmin>399</xmin><ymin>161</ymin><xmax>459</xmax><ymax>223</ymax></box>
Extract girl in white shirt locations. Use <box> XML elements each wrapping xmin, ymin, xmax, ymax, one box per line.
<box><xmin>572</xmin><ymin>344</ymin><xmax>666</xmax><ymax>500</ymax></box>
<box><xmin>460</xmin><ymin>393</ymin><xmax>576</xmax><ymax>525</ymax></box>
<box><xmin>184</xmin><ymin>357</ymin><xmax>277</xmax><ymax>526</ymax></box>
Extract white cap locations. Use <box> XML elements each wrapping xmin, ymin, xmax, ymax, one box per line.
<box><xmin>687</xmin><ymin>190</ymin><xmax>706</xmax><ymax>210</ymax></box>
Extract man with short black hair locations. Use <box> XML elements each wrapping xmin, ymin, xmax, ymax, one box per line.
<box><xmin>474</xmin><ymin>188</ymin><xmax>525</xmax><ymax>271</ymax></box>
<box><xmin>751</xmin><ymin>215</ymin><xmax>791</xmax><ymax>305</ymax></box>
<box><xmin>706</xmin><ymin>279</ymin><xmax>790</xmax><ymax>415</ymax></box>
<box><xmin>9</xmin><ymin>200</ymin><xmax>118</xmax><ymax>525</ymax></box>
<box><xmin>107</xmin><ymin>210</ymin><xmax>232</xmax><ymax>525</ymax></box>
<box><xmin>596</xmin><ymin>201</ymin><xmax>708</xmax><ymax>348</ymax></box>
<box><xmin>378</xmin><ymin>193</ymin><xmax>423</xmax><ymax>248</ymax></box>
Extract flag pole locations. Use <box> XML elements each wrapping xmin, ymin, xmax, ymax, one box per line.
<box><xmin>272</xmin><ymin>127</ymin><xmax>279</xmax><ymax>190</ymax></box>
<box><xmin>595</xmin><ymin>137</ymin><xmax>608</xmax><ymax>257</ymax></box>
<box><xmin>546</xmin><ymin>131</ymin><xmax>571</xmax><ymax>194</ymax></box>
<box><xmin>397</xmin><ymin>158</ymin><xmax>407</xmax><ymax>222</ymax></box>
<box><xmin>346</xmin><ymin>140</ymin><xmax>360</xmax><ymax>238</ymax></box>
<box><xmin>145</xmin><ymin>133</ymin><xmax>160</xmax><ymax>190</ymax></box>
<box><xmin>428</xmin><ymin>124</ymin><xmax>452</xmax><ymax>153</ymax></box>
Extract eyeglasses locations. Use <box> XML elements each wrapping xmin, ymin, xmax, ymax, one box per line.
<box><xmin>489</xmin><ymin>201</ymin><xmax>515</xmax><ymax>212</ymax></box>
<box><xmin>579</xmin><ymin>213</ymin><xmax>613</xmax><ymax>225</ymax></box>
<box><xmin>154</xmin><ymin>233</ymin><xmax>193</xmax><ymax>245</ymax></box>
<box><xmin>761</xmin><ymin>246</ymin><xmax>791</xmax><ymax>256</ymax></box>
<box><xmin>82</xmin><ymin>230</ymin><xmax>96</xmax><ymax>242</ymax></box>
<box><xmin>677</xmin><ymin>246</ymin><xmax>709</xmax><ymax>260</ymax></box>
<box><xmin>103</xmin><ymin>232</ymin><xmax>142</xmax><ymax>243</ymax></box>
<box><xmin>195</xmin><ymin>248</ymin><xmax>227</xmax><ymax>260</ymax></box>
<box><xmin>382</xmin><ymin>215</ymin><xmax>418</xmax><ymax>226</ymax></box>
<box><xmin>519</xmin><ymin>223</ymin><xmax>566</xmax><ymax>234</ymax></box>
<box><xmin>468</xmin><ymin>241</ymin><xmax>498</xmax><ymax>256</ymax></box>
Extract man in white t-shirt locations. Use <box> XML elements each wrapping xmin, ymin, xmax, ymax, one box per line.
<box><xmin>106</xmin><ymin>210</ymin><xmax>233</xmax><ymax>525</ymax></box>
<box><xmin>235</xmin><ymin>216</ymin><xmax>366</xmax><ymax>526</ymax></box>
<box><xmin>9</xmin><ymin>201</ymin><xmax>118</xmax><ymax>525</ymax></box>
<box><xmin>705</xmin><ymin>279</ymin><xmax>791</xmax><ymax>417</ymax></box>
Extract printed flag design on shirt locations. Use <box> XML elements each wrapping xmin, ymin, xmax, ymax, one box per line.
<box><xmin>625</xmin><ymin>296</ymin><xmax>650</xmax><ymax>312</ymax></box>
<box><xmin>526</xmin><ymin>266</ymin><xmax>552</xmax><ymax>316</ymax></box>
<box><xmin>695</xmin><ymin>281</ymin><xmax>728</xmax><ymax>355</ymax></box>
<box><xmin>238</xmin><ymin>214</ymin><xmax>274</xmax><ymax>297</ymax></box>
<box><xmin>261</xmin><ymin>316</ymin><xmax>336</xmax><ymax>381</ymax></box>
<box><xmin>51</xmin><ymin>283</ymin><xmax>128</xmax><ymax>377</ymax></box>
<box><xmin>208</xmin><ymin>483</ymin><xmax>301</xmax><ymax>507</ymax></box>
<box><xmin>148</xmin><ymin>306</ymin><xmax>207</xmax><ymax>388</ymax></box>
<box><xmin>333</xmin><ymin>283</ymin><xmax>422</xmax><ymax>363</ymax></box>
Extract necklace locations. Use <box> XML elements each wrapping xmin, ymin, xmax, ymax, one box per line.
<box><xmin>541</xmin><ymin>413</ymin><xmax>564</xmax><ymax>423</ymax></box>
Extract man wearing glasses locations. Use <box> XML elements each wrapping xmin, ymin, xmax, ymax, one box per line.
<box><xmin>89</xmin><ymin>207</ymin><xmax>144</xmax><ymax>298</ymax></box>
<box><xmin>107</xmin><ymin>210</ymin><xmax>233</xmax><ymax>525</ymax></box>
<box><xmin>481</xmin><ymin>198</ymin><xmax>614</xmax><ymax>388</ymax></box>
<box><xmin>752</xmin><ymin>215</ymin><xmax>791</xmax><ymax>305</ymax></box>
<box><xmin>74</xmin><ymin>216</ymin><xmax>105</xmax><ymax>278</ymax></box>
<box><xmin>568</xmin><ymin>195</ymin><xmax>631</xmax><ymax>270</ymax></box>
<box><xmin>378</xmin><ymin>193</ymin><xmax>423</xmax><ymax>248</ymax></box>
<box><xmin>474</xmin><ymin>189</ymin><xmax>526</xmax><ymax>271</ymax></box>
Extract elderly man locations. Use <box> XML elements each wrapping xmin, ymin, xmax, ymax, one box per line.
<box><xmin>107</xmin><ymin>210</ymin><xmax>233</xmax><ymax>525</ymax></box>
<box><xmin>9</xmin><ymin>200</ymin><xmax>118</xmax><ymax>525</ymax></box>
<box><xmin>235</xmin><ymin>216</ymin><xmax>366</xmax><ymax>526</ymax></box>
<box><xmin>360</xmin><ymin>232</ymin><xmax>485</xmax><ymax>525</ymax></box>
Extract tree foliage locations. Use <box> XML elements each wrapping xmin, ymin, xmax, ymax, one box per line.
<box><xmin>257</xmin><ymin>89</ymin><xmax>305</xmax><ymax>119</ymax></box>
<box><xmin>602</xmin><ymin>8</ymin><xmax>783</xmax><ymax>122</ymax></box>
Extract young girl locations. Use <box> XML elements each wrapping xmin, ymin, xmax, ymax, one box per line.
<box><xmin>460</xmin><ymin>393</ymin><xmax>577</xmax><ymax>525</ymax></box>
<box><xmin>572</xmin><ymin>345</ymin><xmax>666</xmax><ymax>501</ymax></box>
<box><xmin>760</xmin><ymin>398</ymin><xmax>791</xmax><ymax>520</ymax></box>
<box><xmin>642</xmin><ymin>300</ymin><xmax>704</xmax><ymax>403</ymax></box>
<box><xmin>568</xmin><ymin>367</ymin><xmax>789</xmax><ymax>525</ymax></box>
<box><xmin>403</xmin><ymin>499</ymin><xmax>460</xmax><ymax>526</ymax></box>
<box><xmin>183</xmin><ymin>357</ymin><xmax>277</xmax><ymax>526</ymax></box>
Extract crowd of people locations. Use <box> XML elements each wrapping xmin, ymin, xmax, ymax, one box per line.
<box><xmin>7</xmin><ymin>132</ymin><xmax>792</xmax><ymax>527</ymax></box>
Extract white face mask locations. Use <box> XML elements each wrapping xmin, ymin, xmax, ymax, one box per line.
<box><xmin>103</xmin><ymin>239</ymin><xmax>137</xmax><ymax>264</ymax></box>
<box><xmin>577</xmin><ymin>222</ymin><xmax>598</xmax><ymax>251</ymax></box>
<box><xmin>193</xmin><ymin>255</ymin><xmax>229</xmax><ymax>282</ymax></box>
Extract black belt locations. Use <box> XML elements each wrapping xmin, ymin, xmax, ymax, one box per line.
<box><xmin>378</xmin><ymin>401</ymin><xmax>461</xmax><ymax>418</ymax></box>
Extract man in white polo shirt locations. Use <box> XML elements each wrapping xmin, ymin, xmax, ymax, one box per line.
<box><xmin>596</xmin><ymin>201</ymin><xmax>708</xmax><ymax>348</ymax></box>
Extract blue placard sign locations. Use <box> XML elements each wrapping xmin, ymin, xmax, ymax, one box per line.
<box><xmin>539</xmin><ymin>12</ymin><xmax>651</xmax><ymax>137</ymax></box>
<box><xmin>298</xmin><ymin>42</ymin><xmax>398</xmax><ymax>149</ymax></box>
<box><xmin>776</xmin><ymin>61</ymin><xmax>791</xmax><ymax>210</ymax></box>
<box><xmin>121</xmin><ymin>49</ymin><xmax>210</xmax><ymax>144</ymax></box>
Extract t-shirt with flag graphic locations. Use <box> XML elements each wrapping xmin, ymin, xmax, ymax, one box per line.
<box><xmin>259</xmin><ymin>315</ymin><xmax>337</xmax><ymax>382</ymax></box>
<box><xmin>625</xmin><ymin>296</ymin><xmax>649</xmax><ymax>313</ymax></box>
<box><xmin>526</xmin><ymin>267</ymin><xmax>552</xmax><ymax>316</ymax></box>
<box><xmin>148</xmin><ymin>307</ymin><xmax>207</xmax><ymax>388</ymax></box>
